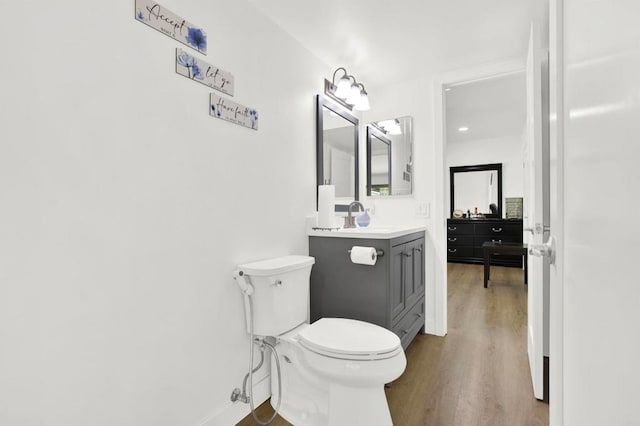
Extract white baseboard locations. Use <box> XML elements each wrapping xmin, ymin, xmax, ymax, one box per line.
<box><xmin>425</xmin><ymin>318</ymin><xmax>436</xmax><ymax>335</ymax></box>
<box><xmin>424</xmin><ymin>318</ymin><xmax>447</xmax><ymax>337</ymax></box>
<box><xmin>196</xmin><ymin>375</ymin><xmax>271</xmax><ymax>426</ymax></box>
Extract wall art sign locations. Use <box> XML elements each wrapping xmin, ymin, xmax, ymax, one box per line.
<box><xmin>175</xmin><ymin>49</ymin><xmax>234</xmax><ymax>96</ymax></box>
<box><xmin>210</xmin><ymin>93</ymin><xmax>258</xmax><ymax>131</ymax></box>
<box><xmin>135</xmin><ymin>0</ymin><xmax>207</xmax><ymax>54</ymax></box>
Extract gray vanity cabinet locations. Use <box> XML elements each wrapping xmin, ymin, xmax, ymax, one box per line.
<box><xmin>309</xmin><ymin>231</ymin><xmax>425</xmax><ymax>350</ymax></box>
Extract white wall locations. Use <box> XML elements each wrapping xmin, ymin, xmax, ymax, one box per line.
<box><xmin>361</xmin><ymin>76</ymin><xmax>443</xmax><ymax>334</ymax></box>
<box><xmin>446</xmin><ymin>135</ymin><xmax>524</xmax><ymax>217</ymax></box>
<box><xmin>0</xmin><ymin>2</ymin><xmax>329</xmax><ymax>425</ymax></box>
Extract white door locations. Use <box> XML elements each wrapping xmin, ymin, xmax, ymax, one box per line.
<box><xmin>548</xmin><ymin>0</ymin><xmax>564</xmax><ymax>421</ymax></box>
<box><xmin>553</xmin><ymin>0</ymin><xmax>640</xmax><ymax>423</ymax></box>
<box><xmin>524</xmin><ymin>21</ymin><xmax>549</xmax><ymax>401</ymax></box>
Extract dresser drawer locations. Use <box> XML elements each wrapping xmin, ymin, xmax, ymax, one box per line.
<box><xmin>474</xmin><ymin>223</ymin><xmax>522</xmax><ymax>237</ymax></box>
<box><xmin>447</xmin><ymin>246</ymin><xmax>473</xmax><ymax>258</ymax></box>
<box><xmin>447</xmin><ymin>234</ymin><xmax>473</xmax><ymax>246</ymax></box>
<box><xmin>474</xmin><ymin>235</ymin><xmax>522</xmax><ymax>246</ymax></box>
<box><xmin>447</xmin><ymin>222</ymin><xmax>474</xmax><ymax>235</ymax></box>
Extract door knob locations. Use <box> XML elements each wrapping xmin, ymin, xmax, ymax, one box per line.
<box><xmin>529</xmin><ymin>236</ymin><xmax>556</xmax><ymax>265</ymax></box>
<box><xmin>526</xmin><ymin>223</ymin><xmax>551</xmax><ymax>235</ymax></box>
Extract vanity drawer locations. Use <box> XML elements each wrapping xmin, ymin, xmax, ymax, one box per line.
<box><xmin>447</xmin><ymin>234</ymin><xmax>473</xmax><ymax>247</ymax></box>
<box><xmin>474</xmin><ymin>223</ymin><xmax>522</xmax><ymax>236</ymax></box>
<box><xmin>392</xmin><ymin>300</ymin><xmax>425</xmax><ymax>349</ymax></box>
<box><xmin>446</xmin><ymin>223</ymin><xmax>474</xmax><ymax>235</ymax></box>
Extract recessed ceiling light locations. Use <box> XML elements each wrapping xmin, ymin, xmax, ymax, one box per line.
<box><xmin>458</xmin><ymin>126</ymin><xmax>469</xmax><ymax>132</ymax></box>
<box><xmin>444</xmin><ymin>87</ymin><xmax>451</xmax><ymax>92</ymax></box>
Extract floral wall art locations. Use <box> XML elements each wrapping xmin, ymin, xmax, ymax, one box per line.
<box><xmin>135</xmin><ymin>1</ymin><xmax>259</xmax><ymax>131</ymax></box>
<box><xmin>135</xmin><ymin>0</ymin><xmax>207</xmax><ymax>54</ymax></box>
<box><xmin>210</xmin><ymin>93</ymin><xmax>258</xmax><ymax>131</ymax></box>
<box><xmin>175</xmin><ymin>49</ymin><xmax>234</xmax><ymax>96</ymax></box>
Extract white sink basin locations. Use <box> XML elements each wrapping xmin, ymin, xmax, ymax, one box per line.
<box><xmin>308</xmin><ymin>225</ymin><xmax>425</xmax><ymax>239</ymax></box>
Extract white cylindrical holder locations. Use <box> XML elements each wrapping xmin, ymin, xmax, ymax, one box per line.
<box><xmin>350</xmin><ymin>246</ymin><xmax>378</xmax><ymax>266</ymax></box>
<box><xmin>317</xmin><ymin>185</ymin><xmax>336</xmax><ymax>229</ymax></box>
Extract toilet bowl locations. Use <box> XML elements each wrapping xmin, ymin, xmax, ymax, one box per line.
<box><xmin>272</xmin><ymin>318</ymin><xmax>406</xmax><ymax>426</ymax></box>
<box><xmin>234</xmin><ymin>255</ymin><xmax>406</xmax><ymax>426</ymax></box>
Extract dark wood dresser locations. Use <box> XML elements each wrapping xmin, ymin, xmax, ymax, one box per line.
<box><xmin>447</xmin><ymin>218</ymin><xmax>523</xmax><ymax>267</ymax></box>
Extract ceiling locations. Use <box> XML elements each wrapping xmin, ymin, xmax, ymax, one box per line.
<box><xmin>246</xmin><ymin>0</ymin><xmax>544</xmax><ymax>89</ymax></box>
<box><xmin>445</xmin><ymin>71</ymin><xmax>526</xmax><ymax>143</ymax></box>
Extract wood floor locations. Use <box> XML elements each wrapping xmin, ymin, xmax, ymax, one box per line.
<box><xmin>237</xmin><ymin>263</ymin><xmax>549</xmax><ymax>425</ymax></box>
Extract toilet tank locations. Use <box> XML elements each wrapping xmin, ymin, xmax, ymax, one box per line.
<box><xmin>236</xmin><ymin>255</ymin><xmax>315</xmax><ymax>337</ymax></box>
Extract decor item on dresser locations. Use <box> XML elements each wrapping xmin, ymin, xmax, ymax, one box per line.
<box><xmin>505</xmin><ymin>197</ymin><xmax>524</xmax><ymax>218</ymax></box>
<box><xmin>309</xmin><ymin>231</ymin><xmax>425</xmax><ymax>349</ymax></box>
<box><xmin>447</xmin><ymin>218</ymin><xmax>523</xmax><ymax>267</ymax></box>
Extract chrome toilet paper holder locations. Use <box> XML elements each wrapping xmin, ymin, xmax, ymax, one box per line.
<box><xmin>347</xmin><ymin>248</ymin><xmax>384</xmax><ymax>257</ymax></box>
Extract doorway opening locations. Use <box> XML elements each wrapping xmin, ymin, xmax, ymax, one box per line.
<box><xmin>439</xmin><ymin>69</ymin><xmax>549</xmax><ymax>411</ymax></box>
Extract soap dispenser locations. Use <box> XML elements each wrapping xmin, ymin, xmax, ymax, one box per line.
<box><xmin>356</xmin><ymin>209</ymin><xmax>371</xmax><ymax>228</ymax></box>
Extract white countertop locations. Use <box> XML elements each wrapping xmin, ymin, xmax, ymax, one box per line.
<box><xmin>307</xmin><ymin>225</ymin><xmax>426</xmax><ymax>239</ymax></box>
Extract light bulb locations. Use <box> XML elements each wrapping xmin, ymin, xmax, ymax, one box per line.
<box><xmin>334</xmin><ymin>76</ymin><xmax>351</xmax><ymax>99</ymax></box>
<box><xmin>355</xmin><ymin>92</ymin><xmax>370</xmax><ymax>111</ymax></box>
<box><xmin>345</xmin><ymin>84</ymin><xmax>362</xmax><ymax>105</ymax></box>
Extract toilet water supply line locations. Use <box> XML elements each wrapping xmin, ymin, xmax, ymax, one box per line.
<box><xmin>232</xmin><ymin>270</ymin><xmax>283</xmax><ymax>426</ymax></box>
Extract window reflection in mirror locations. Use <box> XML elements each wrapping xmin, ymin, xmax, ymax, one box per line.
<box><xmin>366</xmin><ymin>116</ymin><xmax>413</xmax><ymax>196</ymax></box>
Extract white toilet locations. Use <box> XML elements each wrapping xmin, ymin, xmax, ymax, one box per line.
<box><xmin>235</xmin><ymin>255</ymin><xmax>406</xmax><ymax>426</ymax></box>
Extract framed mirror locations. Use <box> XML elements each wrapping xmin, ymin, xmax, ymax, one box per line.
<box><xmin>316</xmin><ymin>95</ymin><xmax>359</xmax><ymax>211</ymax></box>
<box><xmin>366</xmin><ymin>116</ymin><xmax>413</xmax><ymax>196</ymax></box>
<box><xmin>450</xmin><ymin>163</ymin><xmax>502</xmax><ymax>218</ymax></box>
<box><xmin>366</xmin><ymin>125</ymin><xmax>391</xmax><ymax>196</ymax></box>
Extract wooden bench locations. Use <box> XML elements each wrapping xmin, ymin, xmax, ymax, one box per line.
<box><xmin>482</xmin><ymin>242</ymin><xmax>528</xmax><ymax>288</ymax></box>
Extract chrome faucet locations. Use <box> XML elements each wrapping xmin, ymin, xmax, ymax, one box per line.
<box><xmin>344</xmin><ymin>201</ymin><xmax>365</xmax><ymax>228</ymax></box>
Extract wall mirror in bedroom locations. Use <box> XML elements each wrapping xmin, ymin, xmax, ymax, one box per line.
<box><xmin>450</xmin><ymin>163</ymin><xmax>503</xmax><ymax>218</ymax></box>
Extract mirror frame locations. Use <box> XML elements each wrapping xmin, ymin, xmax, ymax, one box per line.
<box><xmin>316</xmin><ymin>94</ymin><xmax>359</xmax><ymax>212</ymax></box>
<box><xmin>366</xmin><ymin>125</ymin><xmax>392</xmax><ymax>196</ymax></box>
<box><xmin>449</xmin><ymin>163</ymin><xmax>503</xmax><ymax>218</ymax></box>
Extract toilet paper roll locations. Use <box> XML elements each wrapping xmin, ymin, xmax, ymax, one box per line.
<box><xmin>317</xmin><ymin>185</ymin><xmax>336</xmax><ymax>229</ymax></box>
<box><xmin>350</xmin><ymin>246</ymin><xmax>377</xmax><ymax>266</ymax></box>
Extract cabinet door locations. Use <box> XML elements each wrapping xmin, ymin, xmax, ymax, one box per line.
<box><xmin>390</xmin><ymin>244</ymin><xmax>406</xmax><ymax>320</ymax></box>
<box><xmin>405</xmin><ymin>238</ymin><xmax>425</xmax><ymax>309</ymax></box>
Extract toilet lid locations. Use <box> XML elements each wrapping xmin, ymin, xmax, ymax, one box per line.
<box><xmin>298</xmin><ymin>318</ymin><xmax>402</xmax><ymax>360</ymax></box>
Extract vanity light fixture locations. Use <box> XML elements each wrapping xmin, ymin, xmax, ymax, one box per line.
<box><xmin>324</xmin><ymin>67</ymin><xmax>370</xmax><ymax>111</ymax></box>
<box><xmin>377</xmin><ymin>119</ymin><xmax>402</xmax><ymax>135</ymax></box>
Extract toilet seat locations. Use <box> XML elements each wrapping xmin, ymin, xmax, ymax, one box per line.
<box><xmin>297</xmin><ymin>318</ymin><xmax>402</xmax><ymax>361</ymax></box>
